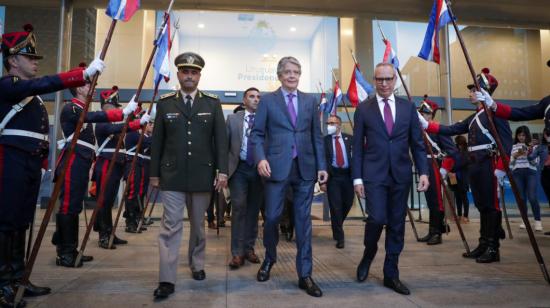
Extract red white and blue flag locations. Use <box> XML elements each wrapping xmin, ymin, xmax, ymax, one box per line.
<box><xmin>382</xmin><ymin>39</ymin><xmax>400</xmax><ymax>69</ymax></box>
<box><xmin>106</xmin><ymin>0</ymin><xmax>140</xmax><ymax>22</ymax></box>
<box><xmin>325</xmin><ymin>81</ymin><xmax>342</xmax><ymax>115</ymax></box>
<box><xmin>347</xmin><ymin>64</ymin><xmax>374</xmax><ymax>107</ymax></box>
<box><xmin>153</xmin><ymin>14</ymin><xmax>172</xmax><ymax>85</ymax></box>
<box><xmin>418</xmin><ymin>0</ymin><xmax>452</xmax><ymax>64</ymax></box>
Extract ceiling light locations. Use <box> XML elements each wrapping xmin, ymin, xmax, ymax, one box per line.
<box><xmin>290</xmin><ymin>27</ymin><xmax>297</xmax><ymax>32</ymax></box>
<box><xmin>197</xmin><ymin>23</ymin><xmax>205</xmax><ymax>29</ymax></box>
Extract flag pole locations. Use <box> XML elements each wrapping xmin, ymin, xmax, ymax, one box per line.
<box><xmin>108</xmin><ymin>18</ymin><xmax>179</xmax><ymax>247</ymax></box>
<box><xmin>14</xmin><ymin>18</ymin><xmax>119</xmax><ymax>308</ymax></box>
<box><xmin>76</xmin><ymin>0</ymin><xmax>176</xmax><ymax>264</ymax></box>
<box><xmin>445</xmin><ymin>0</ymin><xmax>548</xmax><ymax>283</ymax></box>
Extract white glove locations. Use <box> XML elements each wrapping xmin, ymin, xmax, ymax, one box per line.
<box><xmin>439</xmin><ymin>168</ymin><xmax>448</xmax><ymax>179</ymax></box>
<box><xmin>417</xmin><ymin>111</ymin><xmax>428</xmax><ymax>130</ymax></box>
<box><xmin>474</xmin><ymin>91</ymin><xmax>485</xmax><ymax>103</ymax></box>
<box><xmin>149</xmin><ymin>103</ymin><xmax>157</xmax><ymax>120</ymax></box>
<box><xmin>123</xmin><ymin>95</ymin><xmax>138</xmax><ymax>116</ymax></box>
<box><xmin>140</xmin><ymin>113</ymin><xmax>151</xmax><ymax>125</ymax></box>
<box><xmin>84</xmin><ymin>58</ymin><xmax>106</xmax><ymax>79</ymax></box>
<box><xmin>494</xmin><ymin>169</ymin><xmax>506</xmax><ymax>185</ymax></box>
<box><xmin>481</xmin><ymin>88</ymin><xmax>496</xmax><ymax>111</ymax></box>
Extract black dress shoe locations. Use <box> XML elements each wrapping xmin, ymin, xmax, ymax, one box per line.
<box><xmin>426</xmin><ymin>234</ymin><xmax>442</xmax><ymax>245</ymax></box>
<box><xmin>16</xmin><ymin>281</ymin><xmax>51</xmax><ymax>297</ymax></box>
<box><xmin>336</xmin><ymin>240</ymin><xmax>345</xmax><ymax>249</ymax></box>
<box><xmin>298</xmin><ymin>276</ymin><xmax>323</xmax><ymax>297</ymax></box>
<box><xmin>113</xmin><ymin>235</ymin><xmax>128</xmax><ymax>245</ymax></box>
<box><xmin>417</xmin><ymin>232</ymin><xmax>433</xmax><ymax>242</ymax></box>
<box><xmin>356</xmin><ymin>256</ymin><xmax>372</xmax><ymax>282</ymax></box>
<box><xmin>257</xmin><ymin>260</ymin><xmax>274</xmax><ymax>282</ymax></box>
<box><xmin>192</xmin><ymin>270</ymin><xmax>206</xmax><ymax>281</ymax></box>
<box><xmin>81</xmin><ymin>254</ymin><xmax>94</xmax><ymax>262</ymax></box>
<box><xmin>153</xmin><ymin>282</ymin><xmax>174</xmax><ymax>300</ymax></box>
<box><xmin>98</xmin><ymin>237</ymin><xmax>115</xmax><ymax>249</ymax></box>
<box><xmin>0</xmin><ymin>284</ymin><xmax>26</xmax><ymax>307</ymax></box>
<box><xmin>383</xmin><ymin>277</ymin><xmax>410</xmax><ymax>295</ymax></box>
<box><xmin>476</xmin><ymin>247</ymin><xmax>500</xmax><ymax>263</ymax></box>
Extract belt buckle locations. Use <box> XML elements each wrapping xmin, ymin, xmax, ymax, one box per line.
<box><xmin>13</xmin><ymin>103</ymin><xmax>24</xmax><ymax>112</ymax></box>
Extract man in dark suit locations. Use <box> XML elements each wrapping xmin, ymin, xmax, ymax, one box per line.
<box><xmin>251</xmin><ymin>56</ymin><xmax>327</xmax><ymax>297</ymax></box>
<box><xmin>150</xmin><ymin>52</ymin><xmax>228</xmax><ymax>300</ymax></box>
<box><xmin>226</xmin><ymin>87</ymin><xmax>262</xmax><ymax>269</ymax></box>
<box><xmin>319</xmin><ymin>115</ymin><xmax>354</xmax><ymax>249</ymax></box>
<box><xmin>352</xmin><ymin>62</ymin><xmax>429</xmax><ymax>295</ymax></box>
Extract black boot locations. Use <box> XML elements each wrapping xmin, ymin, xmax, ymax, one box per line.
<box><xmin>55</xmin><ymin>214</ymin><xmax>81</xmax><ymax>267</ymax></box>
<box><xmin>125</xmin><ymin>201</ymin><xmax>139</xmax><ymax>233</ymax></box>
<box><xmin>419</xmin><ymin>210</ymin><xmax>435</xmax><ymax>242</ymax></box>
<box><xmin>0</xmin><ymin>232</ymin><xmax>26</xmax><ymax>307</ymax></box>
<box><xmin>463</xmin><ymin>212</ymin><xmax>488</xmax><ymax>258</ymax></box>
<box><xmin>12</xmin><ymin>231</ymin><xmax>51</xmax><ymax>297</ymax></box>
<box><xmin>476</xmin><ymin>212</ymin><xmax>500</xmax><ymax>263</ymax></box>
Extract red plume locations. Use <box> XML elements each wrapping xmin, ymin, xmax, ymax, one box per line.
<box><xmin>23</xmin><ymin>24</ymin><xmax>34</xmax><ymax>32</ymax></box>
<box><xmin>78</xmin><ymin>62</ymin><xmax>87</xmax><ymax>68</ymax></box>
<box><xmin>112</xmin><ymin>86</ymin><xmax>119</xmax><ymax>91</ymax></box>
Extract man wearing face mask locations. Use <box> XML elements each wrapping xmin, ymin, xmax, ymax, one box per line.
<box><xmin>226</xmin><ymin>87</ymin><xmax>263</xmax><ymax>269</ymax></box>
<box><xmin>320</xmin><ymin>115</ymin><xmax>353</xmax><ymax>249</ymax></box>
<box><xmin>419</xmin><ymin>81</ymin><xmax>512</xmax><ymax>263</ymax></box>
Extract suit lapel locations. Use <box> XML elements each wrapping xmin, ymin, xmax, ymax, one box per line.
<box><xmin>296</xmin><ymin>91</ymin><xmax>305</xmax><ymax>130</ymax></box>
<box><xmin>369</xmin><ymin>98</ymin><xmax>389</xmax><ymax>137</ymax></box>
<box><xmin>236</xmin><ymin>111</ymin><xmax>244</xmax><ymax>147</ymax></box>
<box><xmin>189</xmin><ymin>91</ymin><xmax>202</xmax><ymax>117</ymax></box>
<box><xmin>173</xmin><ymin>91</ymin><xmax>188</xmax><ymax>116</ymax></box>
<box><xmin>392</xmin><ymin>98</ymin><xmax>405</xmax><ymax>137</ymax></box>
<box><xmin>275</xmin><ymin>88</ymin><xmax>294</xmax><ymax>128</ymax></box>
<box><xmin>326</xmin><ymin>136</ymin><xmax>334</xmax><ymax>163</ymax></box>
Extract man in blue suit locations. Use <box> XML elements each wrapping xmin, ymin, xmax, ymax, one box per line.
<box><xmin>352</xmin><ymin>62</ymin><xmax>429</xmax><ymax>295</ymax></box>
<box><xmin>251</xmin><ymin>56</ymin><xmax>327</xmax><ymax>297</ymax></box>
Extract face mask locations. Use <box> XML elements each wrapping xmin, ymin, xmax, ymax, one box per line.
<box><xmin>327</xmin><ymin>125</ymin><xmax>337</xmax><ymax>135</ymax></box>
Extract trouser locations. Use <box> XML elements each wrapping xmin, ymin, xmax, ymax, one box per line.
<box><xmin>0</xmin><ymin>145</ymin><xmax>42</xmax><ymax>231</ymax></box>
<box><xmin>326</xmin><ymin>170</ymin><xmax>354</xmax><ymax>241</ymax></box>
<box><xmin>158</xmin><ymin>191</ymin><xmax>210</xmax><ymax>283</ymax></box>
<box><xmin>454</xmin><ymin>181</ymin><xmax>470</xmax><ymax>217</ymax></box>
<box><xmin>229</xmin><ymin>161</ymin><xmax>263</xmax><ymax>257</ymax></box>
<box><xmin>424</xmin><ymin>163</ymin><xmax>445</xmax><ymax>234</ymax></box>
<box><xmin>93</xmin><ymin>157</ymin><xmax>124</xmax><ymax>237</ymax></box>
<box><xmin>263</xmin><ymin>159</ymin><xmax>315</xmax><ymax>278</ymax></box>
<box><xmin>124</xmin><ymin>161</ymin><xmax>149</xmax><ymax>227</ymax></box>
<box><xmin>513</xmin><ymin>168</ymin><xmax>541</xmax><ymax>221</ymax></box>
<box><xmin>57</xmin><ymin>151</ymin><xmax>92</xmax><ymax>215</ymax></box>
<box><xmin>363</xmin><ymin>176</ymin><xmax>410</xmax><ymax>279</ymax></box>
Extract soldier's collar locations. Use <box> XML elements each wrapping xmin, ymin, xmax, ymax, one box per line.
<box><xmin>180</xmin><ymin>88</ymin><xmax>198</xmax><ymax>101</ymax></box>
<box><xmin>71</xmin><ymin>98</ymin><xmax>85</xmax><ymax>109</ymax></box>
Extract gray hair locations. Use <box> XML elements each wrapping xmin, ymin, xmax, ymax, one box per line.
<box><xmin>374</xmin><ymin>62</ymin><xmax>396</xmax><ymax>74</ymax></box>
<box><xmin>277</xmin><ymin>56</ymin><xmax>301</xmax><ymax>77</ymax></box>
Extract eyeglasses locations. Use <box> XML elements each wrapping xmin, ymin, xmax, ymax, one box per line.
<box><xmin>374</xmin><ymin>77</ymin><xmax>395</xmax><ymax>84</ymax></box>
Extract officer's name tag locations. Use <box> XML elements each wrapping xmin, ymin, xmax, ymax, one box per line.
<box><xmin>197</xmin><ymin>113</ymin><xmax>211</xmax><ymax>116</ymax></box>
<box><xmin>165</xmin><ymin>113</ymin><xmax>180</xmax><ymax>119</ymax></box>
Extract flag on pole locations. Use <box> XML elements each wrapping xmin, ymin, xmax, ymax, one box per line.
<box><xmin>318</xmin><ymin>92</ymin><xmax>327</xmax><ymax>112</ymax></box>
<box><xmin>153</xmin><ymin>14</ymin><xmax>172</xmax><ymax>84</ymax></box>
<box><xmin>347</xmin><ymin>64</ymin><xmax>374</xmax><ymax>107</ymax></box>
<box><xmin>418</xmin><ymin>0</ymin><xmax>452</xmax><ymax>64</ymax></box>
<box><xmin>382</xmin><ymin>39</ymin><xmax>400</xmax><ymax>69</ymax></box>
<box><xmin>326</xmin><ymin>82</ymin><xmax>342</xmax><ymax>115</ymax></box>
<box><xmin>106</xmin><ymin>0</ymin><xmax>141</xmax><ymax>22</ymax></box>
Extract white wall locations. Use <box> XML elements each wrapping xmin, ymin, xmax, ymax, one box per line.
<box><xmin>309</xmin><ymin>18</ymin><xmax>338</xmax><ymax>92</ymax></box>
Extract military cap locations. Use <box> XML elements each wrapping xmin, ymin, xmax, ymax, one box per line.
<box><xmin>1</xmin><ymin>24</ymin><xmax>43</xmax><ymax>60</ymax></box>
<box><xmin>174</xmin><ymin>52</ymin><xmax>205</xmax><ymax>70</ymax></box>
<box><xmin>418</xmin><ymin>95</ymin><xmax>438</xmax><ymax>116</ymax></box>
<box><xmin>100</xmin><ymin>86</ymin><xmax>121</xmax><ymax>107</ymax></box>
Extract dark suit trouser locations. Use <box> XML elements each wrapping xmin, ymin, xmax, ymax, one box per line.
<box><xmin>327</xmin><ymin>169</ymin><xmax>354</xmax><ymax>242</ymax></box>
<box><xmin>263</xmin><ymin>159</ymin><xmax>315</xmax><ymax>278</ymax></box>
<box><xmin>363</xmin><ymin>176</ymin><xmax>410</xmax><ymax>279</ymax></box>
<box><xmin>93</xmin><ymin>157</ymin><xmax>124</xmax><ymax>237</ymax></box>
<box><xmin>229</xmin><ymin>161</ymin><xmax>263</xmax><ymax>256</ymax></box>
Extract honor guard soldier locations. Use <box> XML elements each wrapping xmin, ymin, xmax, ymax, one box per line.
<box><xmin>417</xmin><ymin>98</ymin><xmax>458</xmax><ymax>245</ymax></box>
<box><xmin>151</xmin><ymin>52</ymin><xmax>228</xmax><ymax>300</ymax></box>
<box><xmin>0</xmin><ymin>24</ymin><xmax>105</xmax><ymax>306</ymax></box>
<box><xmin>124</xmin><ymin>117</ymin><xmax>154</xmax><ymax>233</ymax></box>
<box><xmin>419</xmin><ymin>80</ymin><xmax>512</xmax><ymax>263</ymax></box>
<box><xmin>93</xmin><ymin>87</ymin><xmax>149</xmax><ymax>249</ymax></box>
<box><xmin>53</xmin><ymin>65</ymin><xmax>138</xmax><ymax>267</ymax></box>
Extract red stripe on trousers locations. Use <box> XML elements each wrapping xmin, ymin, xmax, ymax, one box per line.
<box><xmin>139</xmin><ymin>165</ymin><xmax>145</xmax><ymax>197</ymax></box>
<box><xmin>61</xmin><ymin>154</ymin><xmax>77</xmax><ymax>214</ymax></box>
<box><xmin>492</xmin><ymin>157</ymin><xmax>501</xmax><ymax>211</ymax></box>
<box><xmin>128</xmin><ymin>168</ymin><xmax>135</xmax><ymax>200</ymax></box>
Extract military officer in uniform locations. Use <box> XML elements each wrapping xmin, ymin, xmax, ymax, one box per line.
<box><xmin>53</xmin><ymin>64</ymin><xmax>138</xmax><ymax>267</ymax></box>
<box><xmin>419</xmin><ymin>83</ymin><xmax>511</xmax><ymax>263</ymax></box>
<box><xmin>0</xmin><ymin>24</ymin><xmax>104</xmax><ymax>306</ymax></box>
<box><xmin>124</xmin><ymin>121</ymin><xmax>154</xmax><ymax>233</ymax></box>
<box><xmin>93</xmin><ymin>87</ymin><xmax>148</xmax><ymax>249</ymax></box>
<box><xmin>417</xmin><ymin>99</ymin><xmax>457</xmax><ymax>245</ymax></box>
<box><xmin>150</xmin><ymin>52</ymin><xmax>228</xmax><ymax>300</ymax></box>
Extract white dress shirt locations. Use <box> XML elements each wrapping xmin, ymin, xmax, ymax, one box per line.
<box><xmin>180</xmin><ymin>89</ymin><xmax>198</xmax><ymax>107</ymax></box>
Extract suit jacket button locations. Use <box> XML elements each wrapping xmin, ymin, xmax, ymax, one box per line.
<box><xmin>188</xmin><ymin>131</ymin><xmax>191</xmax><ymax>135</ymax></box>
<box><xmin>188</xmin><ymin>141</ymin><xmax>191</xmax><ymax>145</ymax></box>
<box><xmin>188</xmin><ymin>152</ymin><xmax>192</xmax><ymax>155</ymax></box>
<box><xmin>188</xmin><ymin>121</ymin><xmax>191</xmax><ymax>124</ymax></box>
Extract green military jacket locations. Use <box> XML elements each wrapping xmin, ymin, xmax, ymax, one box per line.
<box><xmin>150</xmin><ymin>90</ymin><xmax>228</xmax><ymax>192</ymax></box>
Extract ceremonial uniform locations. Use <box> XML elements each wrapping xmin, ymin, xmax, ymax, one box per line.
<box><xmin>92</xmin><ymin>88</ymin><xmax>141</xmax><ymax>249</ymax></box>
<box><xmin>53</xmin><ymin>87</ymin><xmax>126</xmax><ymax>267</ymax></box>
<box><xmin>123</xmin><ymin>129</ymin><xmax>152</xmax><ymax>233</ymax></box>
<box><xmin>0</xmin><ymin>24</ymin><xmax>91</xmax><ymax>305</ymax></box>
<box><xmin>427</xmin><ymin>100</ymin><xmax>512</xmax><ymax>262</ymax></box>
<box><xmin>418</xmin><ymin>100</ymin><xmax>458</xmax><ymax>245</ymax></box>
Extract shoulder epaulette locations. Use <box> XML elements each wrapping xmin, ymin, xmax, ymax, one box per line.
<box><xmin>201</xmin><ymin>91</ymin><xmax>219</xmax><ymax>99</ymax></box>
<box><xmin>160</xmin><ymin>91</ymin><xmax>177</xmax><ymax>100</ymax></box>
